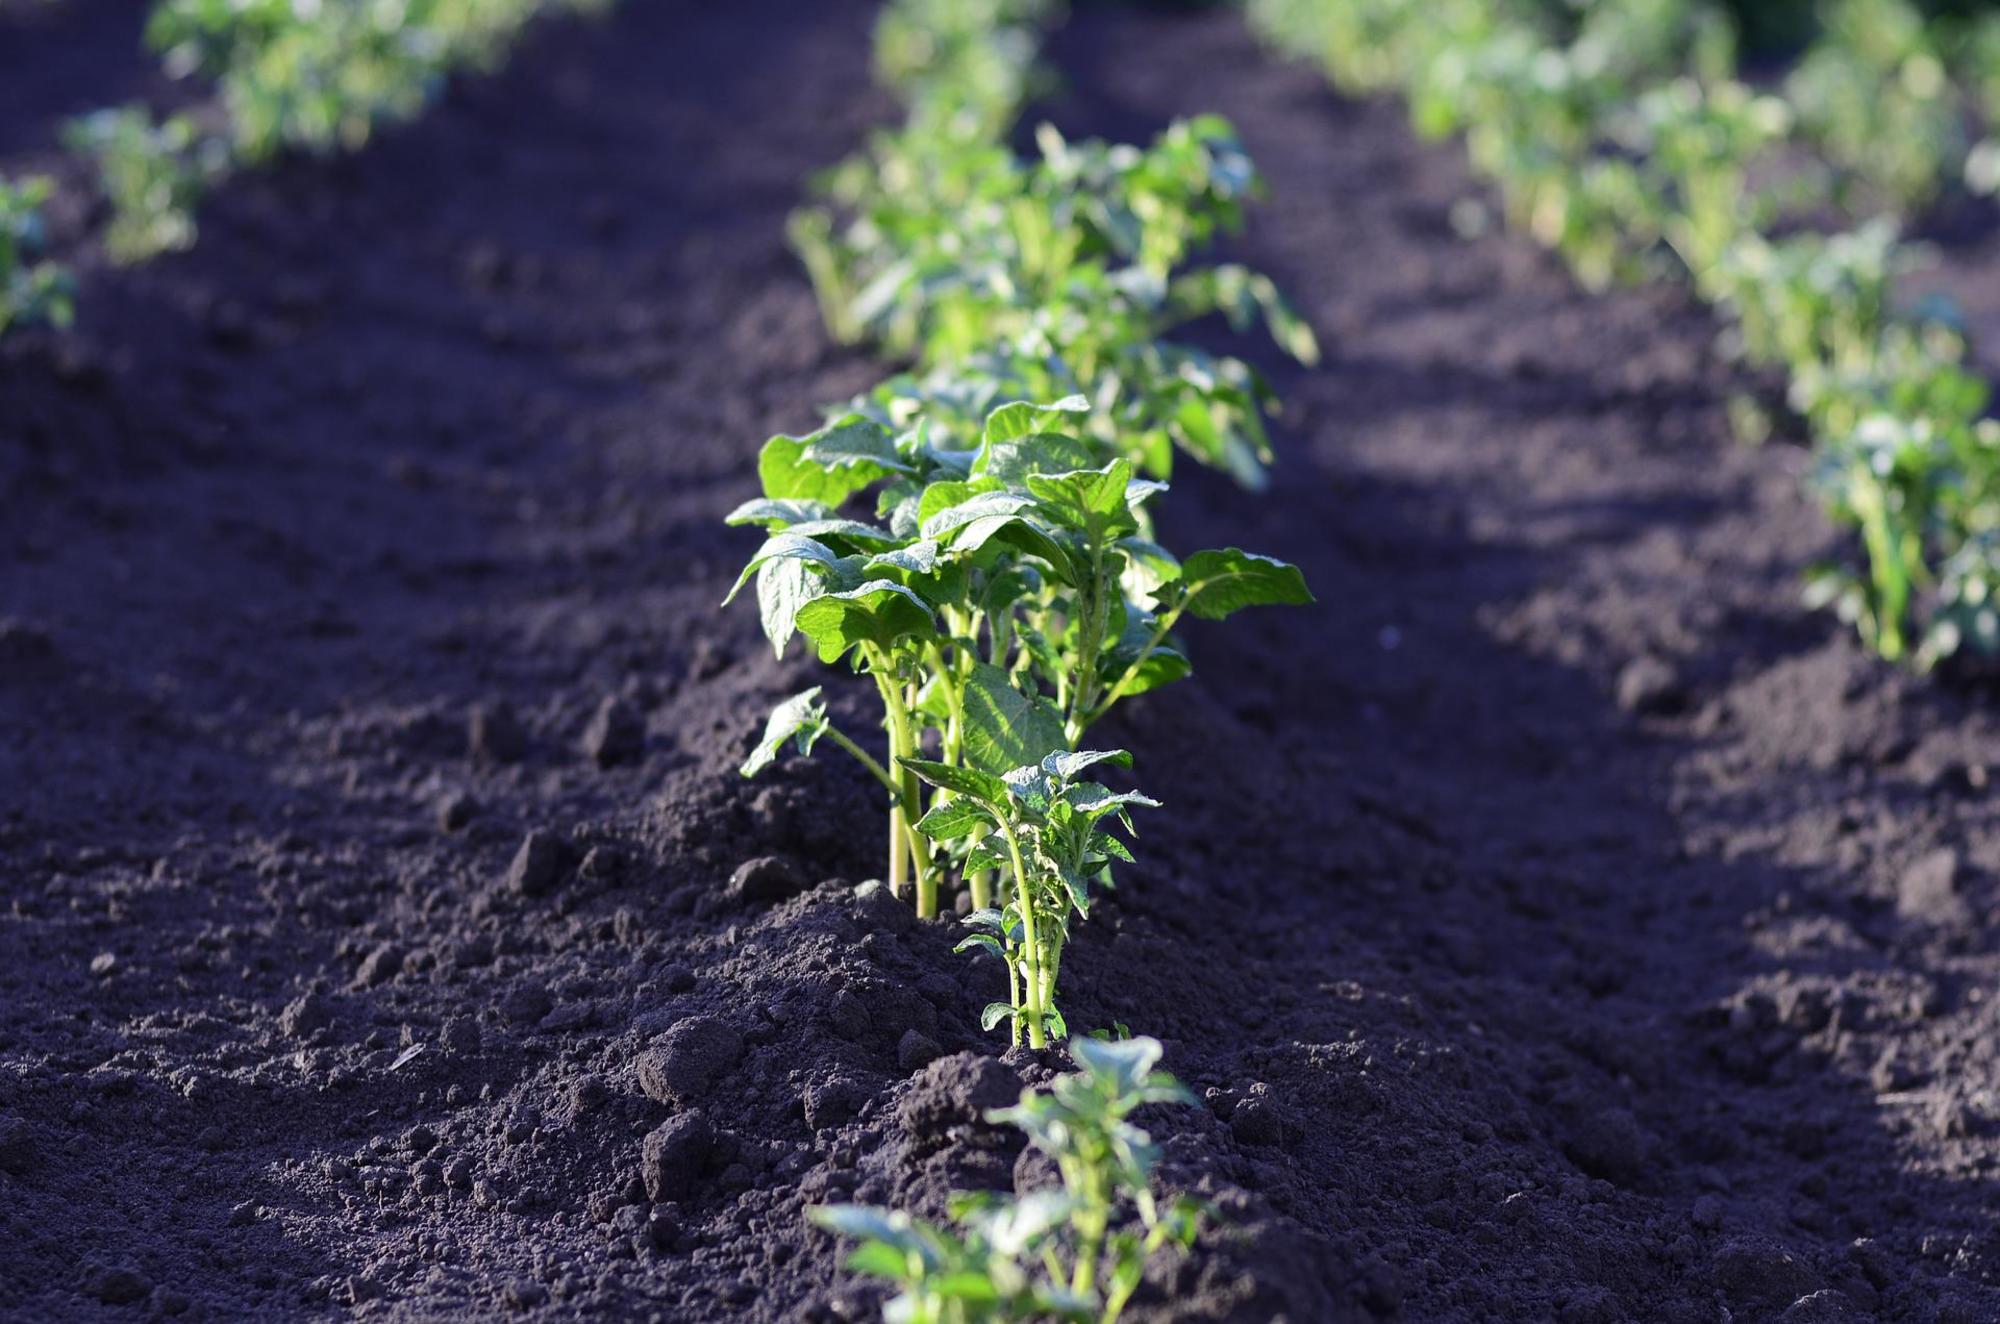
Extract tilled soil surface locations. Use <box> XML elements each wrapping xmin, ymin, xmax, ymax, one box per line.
<box><xmin>7</xmin><ymin>2</ymin><xmax>2000</xmax><ymax>1321</ymax></box>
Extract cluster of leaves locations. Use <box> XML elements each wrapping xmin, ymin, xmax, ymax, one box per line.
<box><xmin>1248</xmin><ymin>0</ymin><xmax>2000</xmax><ymax>669</ymax></box>
<box><xmin>0</xmin><ymin>177</ymin><xmax>73</xmax><ymax>337</ymax></box>
<box><xmin>68</xmin><ymin>0</ymin><xmax>606</xmax><ymax>263</ymax></box>
<box><xmin>811</xmin><ymin>1035</ymin><xmax>1202</xmax><ymax>1324</ymax></box>
<box><xmin>729</xmin><ymin>399</ymin><xmax>1309</xmax><ymax>1039</ymax></box>
<box><xmin>792</xmin><ymin>1</ymin><xmax>1317</xmax><ymax>491</ymax></box>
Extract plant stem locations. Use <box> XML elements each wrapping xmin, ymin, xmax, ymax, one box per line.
<box><xmin>998</xmin><ymin>820</ymin><xmax>1045</xmax><ymax>1050</ymax></box>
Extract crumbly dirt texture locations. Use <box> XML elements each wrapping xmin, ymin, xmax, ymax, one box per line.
<box><xmin>6</xmin><ymin>2</ymin><xmax>2000</xmax><ymax>1321</ymax></box>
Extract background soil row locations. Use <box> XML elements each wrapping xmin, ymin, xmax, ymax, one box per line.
<box><xmin>5</xmin><ymin>1</ymin><xmax>2000</xmax><ymax>1320</ymax></box>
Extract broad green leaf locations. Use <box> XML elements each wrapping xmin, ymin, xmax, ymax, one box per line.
<box><xmin>1041</xmin><ymin>750</ymin><xmax>1132</xmax><ymax>781</ymax></box>
<box><xmin>740</xmin><ymin>686</ymin><xmax>827</xmax><ymax>777</ymax></box>
<box><xmin>1025</xmin><ymin>460</ymin><xmax>1139</xmax><ymax>538</ymax></box>
<box><xmin>783</xmin><ymin>518</ymin><xmax>902</xmax><ymax>550</ymax></box>
<box><xmin>982</xmin><ymin>397</ymin><xmax>1090</xmax><ymax>446</ymax></box>
<box><xmin>724</xmin><ymin>497</ymin><xmax>838</xmax><ymax>530</ymax></box>
<box><xmin>963</xmin><ymin>841</ymin><xmax>1009</xmax><ymax>876</ymax></box>
<box><xmin>919</xmin><ymin>489</ymin><xmax>1035</xmax><ymax>543</ymax></box>
<box><xmin>914</xmin><ymin>797</ymin><xmax>996</xmax><ymax>841</ymax></box>
<box><xmin>1064</xmin><ymin>784</ymin><xmax>1161</xmax><ymax>818</ymax></box>
<box><xmin>954</xmin><ymin>932</ymin><xmax>1006</xmax><ymax>958</ymax></box>
<box><xmin>980</xmin><ymin>1002</ymin><xmax>1015</xmax><ymax>1032</ymax></box>
<box><xmin>722</xmin><ymin>533</ymin><xmax>845</xmax><ymax>606</ymax></box>
<box><xmin>841</xmin><ymin>1242</ymin><xmax>914</xmax><ymax>1281</ymax></box>
<box><xmin>866</xmin><ymin>539</ymin><xmax>943</xmax><ymax>577</ymax></box>
<box><xmin>977</xmin><ymin>431</ymin><xmax>1103</xmax><ymax>485</ymax></box>
<box><xmin>917</xmin><ymin>477</ymin><xmax>1002</xmax><ymax>528</ymax></box>
<box><xmin>794</xmin><ymin>580</ymin><xmax>935</xmax><ymax>663</ymax></box>
<box><xmin>758</xmin><ymin>415</ymin><xmax>910</xmax><ymax>506</ymax></box>
<box><xmin>1070</xmin><ymin>1034</ymin><xmax>1164</xmax><ymax>1096</ymax></box>
<box><xmin>899</xmin><ymin>756</ymin><xmax>1009</xmax><ymax>805</ymax></box>
<box><xmin>1171</xmin><ymin>548</ymin><xmax>1313</xmax><ymax>620</ymax></box>
<box><xmin>756</xmin><ymin>556</ymin><xmax>824</xmax><ymax>658</ymax></box>
<box><xmin>961</xmin><ymin>663</ymin><xmax>1066</xmax><ymax>776</ymax></box>
<box><xmin>1091</xmin><ymin>830</ymin><xmax>1135</xmax><ymax>864</ymax></box>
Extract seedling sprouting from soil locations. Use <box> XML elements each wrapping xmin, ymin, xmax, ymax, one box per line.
<box><xmin>910</xmin><ymin>750</ymin><xmax>1154</xmax><ymax>1050</ymax></box>
<box><xmin>811</xmin><ymin>1035</ymin><xmax>1203</xmax><ymax>1324</ymax></box>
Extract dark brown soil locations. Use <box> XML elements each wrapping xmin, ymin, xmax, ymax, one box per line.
<box><xmin>6</xmin><ymin>2</ymin><xmax>2000</xmax><ymax>1321</ymax></box>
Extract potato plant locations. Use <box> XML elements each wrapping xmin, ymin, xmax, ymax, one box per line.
<box><xmin>728</xmin><ymin>400</ymin><xmax>1310</xmax><ymax>931</ymax></box>
<box><xmin>811</xmin><ymin>1035</ymin><xmax>1202</xmax><ymax>1323</ymax></box>
<box><xmin>0</xmin><ymin>178</ymin><xmax>73</xmax><ymax>336</ymax></box>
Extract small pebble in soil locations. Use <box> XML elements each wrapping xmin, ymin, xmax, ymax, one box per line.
<box><xmin>86</xmin><ymin>1264</ymin><xmax>151</xmax><ymax>1306</ymax></box>
<box><xmin>435</xmin><ymin>791</ymin><xmax>478</xmax><ymax>832</ymax></box>
<box><xmin>506</xmin><ymin>830</ymin><xmax>575</xmax><ymax>899</ymax></box>
<box><xmin>636</xmin><ymin>1017</ymin><xmax>744</xmax><ymax>1106</ymax></box>
<box><xmin>1616</xmin><ymin>655</ymin><xmax>1686</xmax><ymax>716</ymax></box>
<box><xmin>640</xmin><ymin>1111</ymin><xmax>713</xmax><ymax>1202</ymax></box>
<box><xmin>88</xmin><ymin>952</ymin><xmax>118</xmax><ymax>979</ymax></box>
<box><xmin>353</xmin><ymin>944</ymin><xmax>405</xmax><ymax>989</ymax></box>
<box><xmin>897</xmin><ymin>1029</ymin><xmax>942</xmax><ymax>1074</ymax></box>
<box><xmin>467</xmin><ymin>701</ymin><xmax>527</xmax><ymax>764</ymax></box>
<box><xmin>728</xmin><ymin>856</ymin><xmax>805</xmax><ymax>907</ymax></box>
<box><xmin>583</xmin><ymin>696</ymin><xmax>645</xmax><ymax>768</ymax></box>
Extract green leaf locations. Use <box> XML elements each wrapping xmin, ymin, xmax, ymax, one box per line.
<box><xmin>980</xmin><ymin>1002</ymin><xmax>1016</xmax><ymax>1032</ymax></box>
<box><xmin>844</xmin><ymin>1241</ymin><xmax>917</xmax><ymax>1281</ymax></box>
<box><xmin>722</xmin><ymin>533</ymin><xmax>845</xmax><ymax>606</ymax></box>
<box><xmin>756</xmin><ymin>556</ymin><xmax>824</xmax><ymax>658</ymax></box>
<box><xmin>978</xmin><ymin>431</ymin><xmax>1104</xmax><ymax>486</ymax></box>
<box><xmin>1090</xmin><ymin>830</ymin><xmax>1135</xmax><ymax>864</ymax></box>
<box><xmin>1070</xmin><ymin>1034</ymin><xmax>1164</xmax><ymax>1095</ymax></box>
<box><xmin>724</xmin><ymin>497</ymin><xmax>838</xmax><ymax>530</ymax></box>
<box><xmin>740</xmin><ymin>687</ymin><xmax>827</xmax><ymax>777</ymax></box>
<box><xmin>920</xmin><ymin>489</ymin><xmax>1035</xmax><ymax>545</ymax></box>
<box><xmin>916</xmin><ymin>477</ymin><xmax>1002</xmax><ymax>528</ymax></box>
<box><xmin>914</xmin><ymin>797</ymin><xmax>996</xmax><ymax>841</ymax></box>
<box><xmin>1065</xmin><ymin>784</ymin><xmax>1161</xmax><ymax>818</ymax></box>
<box><xmin>1025</xmin><ymin>460</ymin><xmax>1137</xmax><ymax>537</ymax></box>
<box><xmin>982</xmin><ymin>396</ymin><xmax>1090</xmax><ymax>446</ymax></box>
<box><xmin>961</xmin><ymin>664</ymin><xmax>1067</xmax><ymax>776</ymax></box>
<box><xmin>1170</xmin><ymin>548</ymin><xmax>1313</xmax><ymax>620</ymax></box>
<box><xmin>1041</xmin><ymin>749</ymin><xmax>1132</xmax><ymax>782</ymax></box>
<box><xmin>963</xmin><ymin>840</ymin><xmax>1009</xmax><ymax>876</ymax></box>
<box><xmin>954</xmin><ymin>932</ymin><xmax>1006</xmax><ymax>958</ymax></box>
<box><xmin>758</xmin><ymin>415</ymin><xmax>911</xmax><ymax>506</ymax></box>
<box><xmin>794</xmin><ymin>580</ymin><xmax>936</xmax><ymax>663</ymax></box>
<box><xmin>782</xmin><ymin>518</ymin><xmax>903</xmax><ymax>550</ymax></box>
<box><xmin>899</xmin><ymin>757</ymin><xmax>1009</xmax><ymax>806</ymax></box>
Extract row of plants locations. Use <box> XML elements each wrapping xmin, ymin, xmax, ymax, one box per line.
<box><xmin>72</xmin><ymin>0</ymin><xmax>614</xmax><ymax>264</ymax></box>
<box><xmin>728</xmin><ymin>1</ymin><xmax>1319</xmax><ymax>1316</ymax></box>
<box><xmin>0</xmin><ymin>0</ymin><xmax>608</xmax><ymax>313</ymax></box>
<box><xmin>731</xmin><ymin>0</ymin><xmax>1316</xmax><ymax>1045</ymax></box>
<box><xmin>1250</xmin><ymin>0</ymin><xmax>2000</xmax><ymax>668</ymax></box>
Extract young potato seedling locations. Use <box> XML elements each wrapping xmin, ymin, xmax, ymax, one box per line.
<box><xmin>811</xmin><ymin>1035</ymin><xmax>1203</xmax><ymax>1324</ymax></box>
<box><xmin>910</xmin><ymin>749</ymin><xmax>1154</xmax><ymax>1049</ymax></box>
